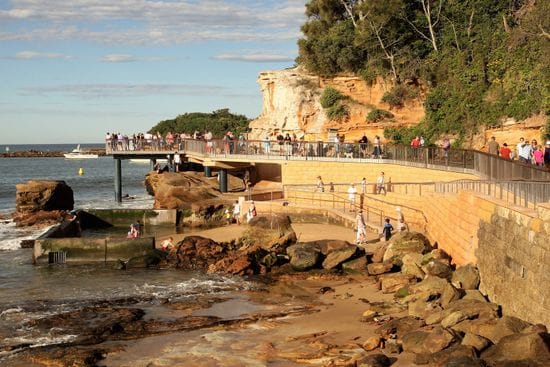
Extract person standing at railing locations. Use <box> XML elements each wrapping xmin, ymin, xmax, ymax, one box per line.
<box><xmin>499</xmin><ymin>143</ymin><xmax>512</xmax><ymax>160</ymax></box>
<box><xmin>488</xmin><ymin>136</ymin><xmax>500</xmax><ymax>156</ymax></box>
<box><xmin>284</xmin><ymin>133</ymin><xmax>292</xmax><ymax>157</ymax></box>
<box><xmin>359</xmin><ymin>134</ymin><xmax>368</xmax><ymax>158</ymax></box>
<box><xmin>411</xmin><ymin>136</ymin><xmax>421</xmax><ymax>160</ymax></box>
<box><xmin>533</xmin><ymin>145</ymin><xmax>544</xmax><ymax>167</ymax></box>
<box><xmin>373</xmin><ymin>135</ymin><xmax>381</xmax><ymax>158</ymax></box>
<box><xmin>347</xmin><ymin>183</ymin><xmax>357</xmax><ymax>210</ymax></box>
<box><xmin>204</xmin><ymin>130</ymin><xmax>213</xmax><ymax>153</ymax></box>
<box><xmin>544</xmin><ymin>141</ymin><xmax>550</xmax><ymax>167</ymax></box>
<box><xmin>263</xmin><ymin>135</ymin><xmax>271</xmax><ymax>154</ymax></box>
<box><xmin>361</xmin><ymin>177</ymin><xmax>367</xmax><ymax>194</ymax></box>
<box><xmin>442</xmin><ymin>138</ymin><xmax>450</xmax><ymax>164</ymax></box>
<box><xmin>316</xmin><ymin>176</ymin><xmax>324</xmax><ymax>192</ymax></box>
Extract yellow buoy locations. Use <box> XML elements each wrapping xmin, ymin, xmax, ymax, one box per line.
<box><xmin>78</xmin><ymin>167</ymin><xmax>84</xmax><ymax>176</ymax></box>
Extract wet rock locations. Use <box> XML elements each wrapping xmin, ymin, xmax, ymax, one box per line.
<box><xmin>451</xmin><ymin>264</ymin><xmax>480</xmax><ymax>290</ymax></box>
<box><xmin>126</xmin><ymin>249</ymin><xmax>167</xmax><ymax>268</ymax></box>
<box><xmin>16</xmin><ymin>180</ymin><xmax>74</xmax><ymax>213</ymax></box>
<box><xmin>322</xmin><ymin>245</ymin><xmax>359</xmax><ymax>269</ymax></box>
<box><xmin>355</xmin><ymin>353</ymin><xmax>392</xmax><ymax>367</ymax></box>
<box><xmin>383</xmin><ymin>232</ymin><xmax>432</xmax><ymax>266</ymax></box>
<box><xmin>481</xmin><ymin>332</ymin><xmax>550</xmax><ymax>365</ymax></box>
<box><xmin>342</xmin><ymin>256</ymin><xmax>367</xmax><ymax>272</ymax></box>
<box><xmin>402</xmin><ymin>326</ymin><xmax>457</xmax><ymax>355</ymax></box>
<box><xmin>461</xmin><ymin>333</ymin><xmax>492</xmax><ymax>353</ymax></box>
<box><xmin>379</xmin><ymin>273</ymin><xmax>416</xmax><ymax>294</ymax></box>
<box><xmin>367</xmin><ymin>262</ymin><xmax>393</xmax><ymax>275</ymax></box>
<box><xmin>244</xmin><ymin>214</ymin><xmax>296</xmax><ymax>253</ymax></box>
<box><xmin>375</xmin><ymin>316</ymin><xmax>425</xmax><ymax>339</ymax></box>
<box><xmin>176</xmin><ymin>236</ymin><xmax>225</xmax><ymax>269</ymax></box>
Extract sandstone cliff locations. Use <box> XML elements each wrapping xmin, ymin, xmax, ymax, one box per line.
<box><xmin>248</xmin><ymin>67</ymin><xmax>425</xmax><ymax>142</ymax></box>
<box><xmin>248</xmin><ymin>67</ymin><xmax>546</xmax><ymax>148</ymax></box>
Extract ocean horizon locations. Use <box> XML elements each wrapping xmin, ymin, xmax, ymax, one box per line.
<box><xmin>0</xmin><ymin>143</ymin><xmax>104</xmax><ymax>152</ymax></box>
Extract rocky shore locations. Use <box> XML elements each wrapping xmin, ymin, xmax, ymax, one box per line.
<box><xmin>3</xmin><ymin>215</ymin><xmax>548</xmax><ymax>367</ymax></box>
<box><xmin>0</xmin><ymin>148</ymin><xmax>105</xmax><ymax>158</ymax></box>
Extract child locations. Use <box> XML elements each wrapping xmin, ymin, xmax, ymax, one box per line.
<box><xmin>381</xmin><ymin>218</ymin><xmax>394</xmax><ymax>241</ymax></box>
<box><xmin>224</xmin><ymin>209</ymin><xmax>232</xmax><ymax>225</ymax></box>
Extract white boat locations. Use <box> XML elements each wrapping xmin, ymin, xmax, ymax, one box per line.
<box><xmin>64</xmin><ymin>145</ymin><xmax>98</xmax><ymax>159</ymax></box>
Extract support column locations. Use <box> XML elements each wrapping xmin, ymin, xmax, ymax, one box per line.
<box><xmin>150</xmin><ymin>158</ymin><xmax>157</xmax><ymax>171</ymax></box>
<box><xmin>219</xmin><ymin>169</ymin><xmax>228</xmax><ymax>193</ymax></box>
<box><xmin>115</xmin><ymin>159</ymin><xmax>122</xmax><ymax>203</ymax></box>
<box><xmin>204</xmin><ymin>166</ymin><xmax>212</xmax><ymax>177</ymax></box>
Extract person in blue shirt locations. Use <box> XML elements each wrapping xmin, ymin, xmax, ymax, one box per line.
<box><xmin>382</xmin><ymin>218</ymin><xmax>394</xmax><ymax>241</ymax></box>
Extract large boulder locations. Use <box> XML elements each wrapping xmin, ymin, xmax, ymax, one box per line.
<box><xmin>481</xmin><ymin>332</ymin><xmax>550</xmax><ymax>365</ymax></box>
<box><xmin>244</xmin><ymin>214</ymin><xmax>297</xmax><ymax>253</ymax></box>
<box><xmin>16</xmin><ymin>180</ymin><xmax>74</xmax><ymax>213</ymax></box>
<box><xmin>383</xmin><ymin>232</ymin><xmax>432</xmax><ymax>266</ymax></box>
<box><xmin>145</xmin><ymin>172</ymin><xmax>220</xmax><ymax>209</ymax></box>
<box><xmin>287</xmin><ymin>243</ymin><xmax>321</xmax><ymax>271</ymax></box>
<box><xmin>402</xmin><ymin>326</ymin><xmax>458</xmax><ymax>355</ymax></box>
<box><xmin>322</xmin><ymin>245</ymin><xmax>360</xmax><ymax>269</ymax></box>
<box><xmin>451</xmin><ymin>264</ymin><xmax>480</xmax><ymax>290</ymax></box>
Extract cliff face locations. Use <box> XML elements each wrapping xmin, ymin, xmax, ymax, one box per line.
<box><xmin>248</xmin><ymin>67</ymin><xmax>425</xmax><ymax>141</ymax></box>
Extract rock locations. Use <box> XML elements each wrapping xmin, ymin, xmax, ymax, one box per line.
<box><xmin>409</xmin><ymin>298</ymin><xmax>443</xmax><ymax>320</ymax></box>
<box><xmin>289</xmin><ymin>245</ymin><xmax>320</xmax><ymax>271</ymax></box>
<box><xmin>362</xmin><ymin>309</ymin><xmax>378</xmax><ymax>321</ymax></box>
<box><xmin>146</xmin><ymin>172</ymin><xmax>221</xmax><ymax>209</ymax></box>
<box><xmin>244</xmin><ymin>214</ymin><xmax>296</xmax><ymax>253</ymax></box>
<box><xmin>342</xmin><ymin>256</ymin><xmax>367</xmax><ymax>272</ymax></box>
<box><xmin>441</xmin><ymin>311</ymin><xmax>469</xmax><ymax>328</ymax></box>
<box><xmin>15</xmin><ymin>180</ymin><xmax>74</xmax><ymax>213</ymax></box>
<box><xmin>489</xmin><ymin>316</ymin><xmax>533</xmax><ymax>344</ymax></box>
<box><xmin>422</xmin><ymin>259</ymin><xmax>453</xmax><ymax>279</ymax></box>
<box><xmin>462</xmin><ymin>290</ymin><xmax>487</xmax><ymax>302</ymax></box>
<box><xmin>367</xmin><ymin>262</ymin><xmax>393</xmax><ymax>275</ymax></box>
<box><xmin>383</xmin><ymin>232</ymin><xmax>432</xmax><ymax>266</ymax></box>
<box><xmin>176</xmin><ymin>236</ymin><xmax>225</xmax><ymax>269</ymax></box>
<box><xmin>451</xmin><ymin>264</ymin><xmax>480</xmax><ymax>290</ymax></box>
<box><xmin>444</xmin><ymin>355</ymin><xmax>488</xmax><ymax>367</ymax></box>
<box><xmin>481</xmin><ymin>332</ymin><xmax>550</xmax><ymax>364</ymax></box>
<box><xmin>443</xmin><ymin>299</ymin><xmax>499</xmax><ymax>321</ymax></box>
<box><xmin>379</xmin><ymin>273</ymin><xmax>416</xmax><ymax>294</ymax></box>
<box><xmin>461</xmin><ymin>333</ymin><xmax>491</xmax><ymax>352</ymax></box>
<box><xmin>401</xmin><ymin>253</ymin><xmax>425</xmax><ymax>279</ymax></box>
<box><xmin>370</xmin><ymin>243</ymin><xmax>389</xmax><ymax>263</ymax></box>
<box><xmin>401</xmin><ymin>276</ymin><xmax>461</xmax><ymax>308</ymax></box>
<box><xmin>322</xmin><ymin>245</ymin><xmax>359</xmax><ymax>269</ymax></box>
<box><xmin>355</xmin><ymin>353</ymin><xmax>392</xmax><ymax>367</ymax></box>
<box><xmin>384</xmin><ymin>340</ymin><xmax>403</xmax><ymax>354</ymax></box>
<box><xmin>362</xmin><ymin>336</ymin><xmax>382</xmax><ymax>351</ymax></box>
<box><xmin>315</xmin><ymin>239</ymin><xmax>354</xmax><ymax>255</ymax></box>
<box><xmin>375</xmin><ymin>316</ymin><xmax>425</xmax><ymax>339</ymax></box>
<box><xmin>414</xmin><ymin>344</ymin><xmax>479</xmax><ymax>366</ymax></box>
<box><xmin>451</xmin><ymin>315</ymin><xmax>530</xmax><ymax>345</ymax></box>
<box><xmin>402</xmin><ymin>326</ymin><xmax>457</xmax><ymax>355</ymax></box>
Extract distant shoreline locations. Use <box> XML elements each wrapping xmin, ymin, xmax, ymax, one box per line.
<box><xmin>0</xmin><ymin>148</ymin><xmax>106</xmax><ymax>158</ymax></box>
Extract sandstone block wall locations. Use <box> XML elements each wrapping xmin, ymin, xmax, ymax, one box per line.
<box><xmin>477</xmin><ymin>203</ymin><xmax>550</xmax><ymax>327</ymax></box>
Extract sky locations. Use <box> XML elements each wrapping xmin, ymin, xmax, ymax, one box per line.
<box><xmin>0</xmin><ymin>0</ymin><xmax>307</xmax><ymax>144</ymax></box>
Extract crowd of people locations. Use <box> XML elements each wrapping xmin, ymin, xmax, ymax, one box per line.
<box><xmin>487</xmin><ymin>136</ymin><xmax>550</xmax><ymax>167</ymax></box>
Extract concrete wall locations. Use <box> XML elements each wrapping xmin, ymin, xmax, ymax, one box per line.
<box><xmin>87</xmin><ymin>209</ymin><xmax>177</xmax><ymax>226</ymax></box>
<box><xmin>280</xmin><ymin>161</ymin><xmax>477</xmax><ymax>186</ymax></box>
<box><xmin>34</xmin><ymin>237</ymin><xmax>155</xmax><ymax>264</ymax></box>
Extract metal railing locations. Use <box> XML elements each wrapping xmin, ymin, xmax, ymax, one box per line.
<box><xmin>107</xmin><ymin>138</ymin><xmax>550</xmax><ymax>181</ymax></box>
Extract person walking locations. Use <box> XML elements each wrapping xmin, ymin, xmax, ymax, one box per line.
<box><xmin>376</xmin><ymin>172</ymin><xmax>386</xmax><ymax>195</ymax></box>
<box><xmin>544</xmin><ymin>141</ymin><xmax>550</xmax><ymax>167</ymax></box>
<box><xmin>174</xmin><ymin>151</ymin><xmax>181</xmax><ymax>172</ymax></box>
<box><xmin>347</xmin><ymin>183</ymin><xmax>357</xmax><ymax>210</ymax></box>
<box><xmin>316</xmin><ymin>176</ymin><xmax>325</xmax><ymax>192</ymax></box>
<box><xmin>233</xmin><ymin>200</ymin><xmax>241</xmax><ymax>225</ymax></box>
<box><xmin>381</xmin><ymin>218</ymin><xmax>394</xmax><ymax>242</ymax></box>
<box><xmin>361</xmin><ymin>177</ymin><xmax>367</xmax><ymax>194</ymax></box>
<box><xmin>488</xmin><ymin>136</ymin><xmax>500</xmax><ymax>156</ymax></box>
<box><xmin>396</xmin><ymin>207</ymin><xmax>408</xmax><ymax>232</ymax></box>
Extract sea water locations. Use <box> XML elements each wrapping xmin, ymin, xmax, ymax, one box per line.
<box><xmin>0</xmin><ymin>149</ymin><xmax>251</xmax><ymax>358</ymax></box>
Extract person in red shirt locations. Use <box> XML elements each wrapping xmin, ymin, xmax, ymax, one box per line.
<box><xmin>499</xmin><ymin>143</ymin><xmax>512</xmax><ymax>160</ymax></box>
<box><xmin>411</xmin><ymin>136</ymin><xmax>421</xmax><ymax>159</ymax></box>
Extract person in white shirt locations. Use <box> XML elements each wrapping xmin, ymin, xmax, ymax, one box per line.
<box><xmin>233</xmin><ymin>200</ymin><xmax>241</xmax><ymax>225</ymax></box>
<box><xmin>376</xmin><ymin>172</ymin><xmax>386</xmax><ymax>195</ymax></box>
<box><xmin>174</xmin><ymin>151</ymin><xmax>181</xmax><ymax>172</ymax></box>
<box><xmin>347</xmin><ymin>183</ymin><xmax>357</xmax><ymax>210</ymax></box>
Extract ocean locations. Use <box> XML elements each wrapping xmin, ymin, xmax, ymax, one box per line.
<box><xmin>0</xmin><ymin>146</ymin><xmax>251</xmax><ymax>363</ymax></box>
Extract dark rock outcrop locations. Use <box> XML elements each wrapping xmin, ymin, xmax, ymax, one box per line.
<box><xmin>15</xmin><ymin>180</ymin><xmax>74</xmax><ymax>213</ymax></box>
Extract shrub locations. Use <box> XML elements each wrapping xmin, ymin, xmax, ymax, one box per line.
<box><xmin>326</xmin><ymin>102</ymin><xmax>349</xmax><ymax>120</ymax></box>
<box><xmin>381</xmin><ymin>84</ymin><xmax>418</xmax><ymax>109</ymax></box>
<box><xmin>320</xmin><ymin>87</ymin><xmax>344</xmax><ymax>108</ymax></box>
<box><xmin>367</xmin><ymin>109</ymin><xmax>394</xmax><ymax>122</ymax></box>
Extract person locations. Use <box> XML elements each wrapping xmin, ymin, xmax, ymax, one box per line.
<box><xmin>361</xmin><ymin>177</ymin><xmax>367</xmax><ymax>194</ymax></box>
<box><xmin>329</xmin><ymin>182</ymin><xmax>335</xmax><ymax>192</ymax></box>
<box><xmin>518</xmin><ymin>138</ymin><xmax>534</xmax><ymax>164</ymax></box>
<box><xmin>243</xmin><ymin>170</ymin><xmax>250</xmax><ymax>190</ymax></box>
<box><xmin>442</xmin><ymin>138</ymin><xmax>450</xmax><ymax>163</ymax></box>
<box><xmin>358</xmin><ymin>134</ymin><xmax>368</xmax><ymax>158</ymax></box>
<box><xmin>127</xmin><ymin>221</ymin><xmax>139</xmax><ymax>238</ymax></box>
<box><xmin>533</xmin><ymin>145</ymin><xmax>544</xmax><ymax>167</ymax></box>
<box><xmin>233</xmin><ymin>200</ymin><xmax>241</xmax><ymax>225</ymax></box>
<box><xmin>499</xmin><ymin>143</ymin><xmax>512</xmax><ymax>160</ymax></box>
<box><xmin>373</xmin><ymin>135</ymin><xmax>381</xmax><ymax>158</ymax></box>
<box><xmin>247</xmin><ymin>201</ymin><xmax>257</xmax><ymax>223</ymax></box>
<box><xmin>396</xmin><ymin>207</ymin><xmax>407</xmax><ymax>232</ymax></box>
<box><xmin>224</xmin><ymin>208</ymin><xmax>232</xmax><ymax>225</ymax></box>
<box><xmin>356</xmin><ymin>211</ymin><xmax>367</xmax><ymax>245</ymax></box>
<box><xmin>316</xmin><ymin>176</ymin><xmax>325</xmax><ymax>192</ymax></box>
<box><xmin>381</xmin><ymin>218</ymin><xmax>394</xmax><ymax>241</ymax></box>
<box><xmin>517</xmin><ymin>137</ymin><xmax>527</xmax><ymax>163</ymax></box>
<box><xmin>161</xmin><ymin>237</ymin><xmax>174</xmax><ymax>251</ymax></box>
<box><xmin>263</xmin><ymin>135</ymin><xmax>271</xmax><ymax>154</ymax></box>
<box><xmin>411</xmin><ymin>136</ymin><xmax>421</xmax><ymax>159</ymax></box>
<box><xmin>347</xmin><ymin>183</ymin><xmax>357</xmax><ymax>210</ymax></box>
<box><xmin>173</xmin><ymin>151</ymin><xmax>181</xmax><ymax>172</ymax></box>
<box><xmin>376</xmin><ymin>172</ymin><xmax>386</xmax><ymax>195</ymax></box>
<box><xmin>544</xmin><ymin>141</ymin><xmax>550</xmax><ymax>167</ymax></box>
<box><xmin>488</xmin><ymin>136</ymin><xmax>500</xmax><ymax>156</ymax></box>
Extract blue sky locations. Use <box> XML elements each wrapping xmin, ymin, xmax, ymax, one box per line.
<box><xmin>0</xmin><ymin>0</ymin><xmax>306</xmax><ymax>144</ymax></box>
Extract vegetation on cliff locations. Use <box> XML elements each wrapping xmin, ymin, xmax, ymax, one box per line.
<box><xmin>298</xmin><ymin>0</ymin><xmax>550</xmax><ymax>143</ymax></box>
<box><xmin>149</xmin><ymin>109</ymin><xmax>250</xmax><ymax>138</ymax></box>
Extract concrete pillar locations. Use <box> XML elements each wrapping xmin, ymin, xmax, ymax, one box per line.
<box><xmin>219</xmin><ymin>169</ymin><xmax>228</xmax><ymax>193</ymax></box>
<box><xmin>150</xmin><ymin>158</ymin><xmax>157</xmax><ymax>171</ymax></box>
<box><xmin>204</xmin><ymin>166</ymin><xmax>212</xmax><ymax>177</ymax></box>
<box><xmin>115</xmin><ymin>159</ymin><xmax>122</xmax><ymax>203</ymax></box>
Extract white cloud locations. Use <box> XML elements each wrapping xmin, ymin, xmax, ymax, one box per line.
<box><xmin>213</xmin><ymin>52</ymin><xmax>294</xmax><ymax>63</ymax></box>
<box><xmin>11</xmin><ymin>51</ymin><xmax>73</xmax><ymax>59</ymax></box>
<box><xmin>0</xmin><ymin>0</ymin><xmax>307</xmax><ymax>44</ymax></box>
<box><xmin>101</xmin><ymin>54</ymin><xmax>137</xmax><ymax>63</ymax></box>
<box><xmin>20</xmin><ymin>83</ymin><xmax>229</xmax><ymax>98</ymax></box>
